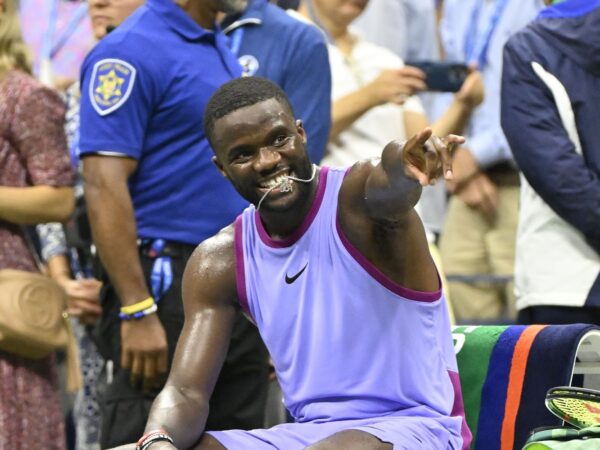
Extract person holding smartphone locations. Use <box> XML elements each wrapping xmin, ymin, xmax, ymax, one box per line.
<box><xmin>298</xmin><ymin>0</ymin><xmax>482</xmax><ymax>172</ymax></box>
<box><xmin>351</xmin><ymin>0</ymin><xmax>467</xmax><ymax>240</ymax></box>
<box><xmin>437</xmin><ymin>0</ymin><xmax>545</xmax><ymax>323</ymax></box>
<box><xmin>297</xmin><ymin>0</ymin><xmax>482</xmax><ymax>315</ymax></box>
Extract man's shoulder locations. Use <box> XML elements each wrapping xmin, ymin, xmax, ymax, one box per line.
<box><xmin>195</xmin><ymin>224</ymin><xmax>236</xmax><ymax>261</ymax></box>
<box><xmin>337</xmin><ymin>160</ymin><xmax>375</xmax><ymax>206</ymax></box>
<box><xmin>504</xmin><ymin>23</ymin><xmax>548</xmax><ymax>66</ymax></box>
<box><xmin>8</xmin><ymin>69</ymin><xmax>41</xmax><ymax>96</ymax></box>
<box><xmin>260</xmin><ymin>4</ymin><xmax>325</xmax><ymax>45</ymax></box>
<box><xmin>185</xmin><ymin>224</ymin><xmax>239</xmax><ymax>306</ymax></box>
<box><xmin>81</xmin><ymin>10</ymin><xmax>166</xmax><ymax>77</ymax></box>
<box><xmin>7</xmin><ymin>70</ymin><xmax>63</xmax><ymax>111</ymax></box>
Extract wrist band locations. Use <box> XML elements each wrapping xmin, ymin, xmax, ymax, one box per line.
<box><xmin>120</xmin><ymin>296</ymin><xmax>155</xmax><ymax>316</ymax></box>
<box><xmin>119</xmin><ymin>303</ymin><xmax>158</xmax><ymax>321</ymax></box>
<box><xmin>136</xmin><ymin>429</ymin><xmax>174</xmax><ymax>450</ymax></box>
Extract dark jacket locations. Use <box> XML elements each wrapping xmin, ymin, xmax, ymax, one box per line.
<box><xmin>501</xmin><ymin>0</ymin><xmax>600</xmax><ymax>308</ymax></box>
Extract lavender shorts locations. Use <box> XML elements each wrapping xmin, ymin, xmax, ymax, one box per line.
<box><xmin>207</xmin><ymin>414</ymin><xmax>463</xmax><ymax>449</ymax></box>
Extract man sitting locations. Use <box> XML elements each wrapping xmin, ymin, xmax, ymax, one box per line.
<box><xmin>120</xmin><ymin>76</ymin><xmax>471</xmax><ymax>450</ymax></box>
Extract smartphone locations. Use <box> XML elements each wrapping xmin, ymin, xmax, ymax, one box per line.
<box><xmin>405</xmin><ymin>61</ymin><xmax>469</xmax><ymax>93</ymax></box>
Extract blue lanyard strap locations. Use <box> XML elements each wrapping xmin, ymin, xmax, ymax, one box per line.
<box><xmin>41</xmin><ymin>1</ymin><xmax>88</xmax><ymax>63</ymax></box>
<box><xmin>40</xmin><ymin>0</ymin><xmax>59</xmax><ymax>66</ymax></box>
<box><xmin>146</xmin><ymin>239</ymin><xmax>174</xmax><ymax>302</ymax></box>
<box><xmin>464</xmin><ymin>0</ymin><xmax>510</xmax><ymax>69</ymax></box>
<box><xmin>51</xmin><ymin>3</ymin><xmax>88</xmax><ymax>59</ymax></box>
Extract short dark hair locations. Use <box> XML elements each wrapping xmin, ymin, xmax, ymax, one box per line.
<box><xmin>204</xmin><ymin>77</ymin><xmax>295</xmax><ymax>148</ymax></box>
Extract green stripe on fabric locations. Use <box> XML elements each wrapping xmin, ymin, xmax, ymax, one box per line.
<box><xmin>453</xmin><ymin>325</ymin><xmax>509</xmax><ymax>445</ymax></box>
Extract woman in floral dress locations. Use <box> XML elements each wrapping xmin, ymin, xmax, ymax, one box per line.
<box><xmin>0</xmin><ymin>0</ymin><xmax>75</xmax><ymax>448</ymax></box>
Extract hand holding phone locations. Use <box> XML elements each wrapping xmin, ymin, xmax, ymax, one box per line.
<box><xmin>405</xmin><ymin>61</ymin><xmax>469</xmax><ymax>92</ymax></box>
<box><xmin>366</xmin><ymin>67</ymin><xmax>427</xmax><ymax>106</ymax></box>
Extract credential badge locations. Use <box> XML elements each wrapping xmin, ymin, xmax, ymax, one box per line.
<box><xmin>89</xmin><ymin>58</ymin><xmax>136</xmax><ymax>116</ymax></box>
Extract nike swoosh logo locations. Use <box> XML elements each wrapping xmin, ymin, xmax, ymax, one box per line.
<box><xmin>285</xmin><ymin>263</ymin><xmax>308</xmax><ymax>284</ymax></box>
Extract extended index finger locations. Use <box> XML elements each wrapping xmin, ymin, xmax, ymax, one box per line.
<box><xmin>405</xmin><ymin>127</ymin><xmax>433</xmax><ymax>153</ymax></box>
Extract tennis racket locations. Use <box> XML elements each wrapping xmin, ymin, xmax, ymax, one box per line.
<box><xmin>546</xmin><ymin>386</ymin><xmax>600</xmax><ymax>429</ymax></box>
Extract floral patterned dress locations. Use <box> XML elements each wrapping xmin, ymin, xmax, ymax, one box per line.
<box><xmin>0</xmin><ymin>69</ymin><xmax>74</xmax><ymax>450</ymax></box>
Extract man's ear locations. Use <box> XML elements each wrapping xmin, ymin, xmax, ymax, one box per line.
<box><xmin>296</xmin><ymin>119</ymin><xmax>307</xmax><ymax>144</ymax></box>
<box><xmin>212</xmin><ymin>155</ymin><xmax>229</xmax><ymax>179</ymax></box>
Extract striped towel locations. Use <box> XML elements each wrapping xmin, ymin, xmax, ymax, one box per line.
<box><xmin>454</xmin><ymin>324</ymin><xmax>600</xmax><ymax>450</ymax></box>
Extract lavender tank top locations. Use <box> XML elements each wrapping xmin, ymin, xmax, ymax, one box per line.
<box><xmin>235</xmin><ymin>167</ymin><xmax>470</xmax><ymax>445</ymax></box>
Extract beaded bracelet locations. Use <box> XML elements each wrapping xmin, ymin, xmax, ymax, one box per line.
<box><xmin>136</xmin><ymin>429</ymin><xmax>174</xmax><ymax>450</ymax></box>
<box><xmin>119</xmin><ymin>303</ymin><xmax>158</xmax><ymax>321</ymax></box>
<box><xmin>121</xmin><ymin>296</ymin><xmax>155</xmax><ymax>316</ymax></box>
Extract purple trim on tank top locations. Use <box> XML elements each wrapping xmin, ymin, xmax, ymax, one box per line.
<box><xmin>255</xmin><ymin>167</ymin><xmax>329</xmax><ymax>248</ymax></box>
<box><xmin>335</xmin><ymin>215</ymin><xmax>441</xmax><ymax>302</ymax></box>
<box><xmin>234</xmin><ymin>215</ymin><xmax>252</xmax><ymax>319</ymax></box>
<box><xmin>448</xmin><ymin>370</ymin><xmax>472</xmax><ymax>450</ymax></box>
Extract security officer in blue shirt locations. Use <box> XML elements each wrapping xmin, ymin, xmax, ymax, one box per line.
<box><xmin>79</xmin><ymin>0</ymin><xmax>269</xmax><ymax>447</ymax></box>
<box><xmin>222</xmin><ymin>0</ymin><xmax>331</xmax><ymax>163</ymax></box>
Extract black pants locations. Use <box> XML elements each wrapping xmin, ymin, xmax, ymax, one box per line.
<box><xmin>93</xmin><ymin>243</ymin><xmax>269</xmax><ymax>449</ymax></box>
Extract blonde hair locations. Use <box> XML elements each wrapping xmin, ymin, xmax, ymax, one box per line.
<box><xmin>0</xmin><ymin>0</ymin><xmax>31</xmax><ymax>74</ymax></box>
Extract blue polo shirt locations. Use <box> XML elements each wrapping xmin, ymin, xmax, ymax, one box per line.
<box><xmin>79</xmin><ymin>0</ymin><xmax>247</xmax><ymax>245</ymax></box>
<box><xmin>222</xmin><ymin>0</ymin><xmax>331</xmax><ymax>163</ymax></box>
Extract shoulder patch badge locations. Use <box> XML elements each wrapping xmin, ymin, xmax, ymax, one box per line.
<box><xmin>89</xmin><ymin>58</ymin><xmax>136</xmax><ymax>116</ymax></box>
<box><xmin>239</xmin><ymin>54</ymin><xmax>259</xmax><ymax>77</ymax></box>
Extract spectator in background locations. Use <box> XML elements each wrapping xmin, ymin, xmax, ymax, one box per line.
<box><xmin>298</xmin><ymin>0</ymin><xmax>482</xmax><ymax>177</ymax></box>
<box><xmin>298</xmin><ymin>0</ymin><xmax>482</xmax><ymax>315</ymax></box>
<box><xmin>354</xmin><ymin>0</ymin><xmax>438</xmax><ymax>72</ymax></box>
<box><xmin>222</xmin><ymin>0</ymin><xmax>331</xmax><ymax>163</ymax></box>
<box><xmin>501</xmin><ymin>0</ymin><xmax>600</xmax><ymax>325</ymax></box>
<box><xmin>37</xmin><ymin>2</ymin><xmax>146</xmax><ymax>448</ymax></box>
<box><xmin>19</xmin><ymin>0</ymin><xmax>94</xmax><ymax>90</ymax></box>
<box><xmin>438</xmin><ymin>0</ymin><xmax>544</xmax><ymax>323</ymax></box>
<box><xmin>352</xmin><ymin>0</ymin><xmax>447</xmax><ymax>237</ymax></box>
<box><xmin>0</xmin><ymin>1</ymin><xmax>75</xmax><ymax>448</ymax></box>
<box><xmin>79</xmin><ymin>0</ymin><xmax>270</xmax><ymax>447</ymax></box>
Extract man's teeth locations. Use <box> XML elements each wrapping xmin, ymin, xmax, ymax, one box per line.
<box><xmin>263</xmin><ymin>175</ymin><xmax>289</xmax><ymax>188</ymax></box>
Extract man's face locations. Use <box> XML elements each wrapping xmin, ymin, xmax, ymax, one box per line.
<box><xmin>88</xmin><ymin>0</ymin><xmax>144</xmax><ymax>40</ymax></box>
<box><xmin>211</xmin><ymin>98</ymin><xmax>313</xmax><ymax>212</ymax></box>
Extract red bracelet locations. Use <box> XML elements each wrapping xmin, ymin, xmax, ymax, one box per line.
<box><xmin>136</xmin><ymin>429</ymin><xmax>174</xmax><ymax>450</ymax></box>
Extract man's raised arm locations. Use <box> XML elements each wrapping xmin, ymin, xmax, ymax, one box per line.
<box><xmin>337</xmin><ymin>128</ymin><xmax>464</xmax><ymax>294</ymax></box>
<box><xmin>142</xmin><ymin>226</ymin><xmax>239</xmax><ymax>449</ymax></box>
<box><xmin>360</xmin><ymin>128</ymin><xmax>464</xmax><ymax>223</ymax></box>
